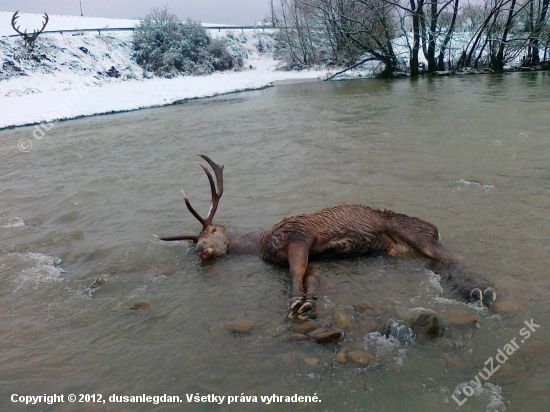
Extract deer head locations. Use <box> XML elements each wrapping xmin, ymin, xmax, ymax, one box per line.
<box><xmin>154</xmin><ymin>154</ymin><xmax>229</xmax><ymax>260</ymax></box>
<box><xmin>11</xmin><ymin>11</ymin><xmax>49</xmax><ymax>52</ymax></box>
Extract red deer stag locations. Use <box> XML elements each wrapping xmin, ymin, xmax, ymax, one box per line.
<box><xmin>154</xmin><ymin>154</ymin><xmax>496</xmax><ymax>320</ymax></box>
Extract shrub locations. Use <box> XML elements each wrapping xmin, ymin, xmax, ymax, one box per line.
<box><xmin>133</xmin><ymin>7</ymin><xmax>242</xmax><ymax>77</ymax></box>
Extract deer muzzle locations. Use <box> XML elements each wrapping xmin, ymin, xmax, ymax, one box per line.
<box><xmin>195</xmin><ymin>242</ymin><xmax>213</xmax><ymax>259</ymax></box>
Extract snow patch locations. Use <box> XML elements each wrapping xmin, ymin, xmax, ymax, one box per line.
<box><xmin>0</xmin><ymin>12</ymin><xmax>325</xmax><ymax>130</ymax></box>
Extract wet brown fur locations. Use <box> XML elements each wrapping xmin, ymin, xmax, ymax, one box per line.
<box><xmin>155</xmin><ymin>155</ymin><xmax>496</xmax><ymax>319</ymax></box>
<box><xmin>259</xmin><ymin>205</ymin><xmax>439</xmax><ymax>265</ymax></box>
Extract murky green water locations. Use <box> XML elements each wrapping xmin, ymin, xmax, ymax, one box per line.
<box><xmin>1</xmin><ymin>72</ymin><xmax>549</xmax><ymax>411</ymax></box>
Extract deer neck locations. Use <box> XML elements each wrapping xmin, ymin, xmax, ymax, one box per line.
<box><xmin>227</xmin><ymin>230</ymin><xmax>263</xmax><ymax>256</ymax></box>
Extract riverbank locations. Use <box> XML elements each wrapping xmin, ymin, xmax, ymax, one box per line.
<box><xmin>0</xmin><ymin>12</ymin><xmax>326</xmax><ymax>130</ymax></box>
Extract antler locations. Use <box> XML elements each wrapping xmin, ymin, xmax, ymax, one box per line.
<box><xmin>11</xmin><ymin>11</ymin><xmax>24</xmax><ymax>36</ymax></box>
<box><xmin>33</xmin><ymin>13</ymin><xmax>49</xmax><ymax>40</ymax></box>
<box><xmin>11</xmin><ymin>11</ymin><xmax>49</xmax><ymax>42</ymax></box>
<box><xmin>181</xmin><ymin>153</ymin><xmax>224</xmax><ymax>227</ymax></box>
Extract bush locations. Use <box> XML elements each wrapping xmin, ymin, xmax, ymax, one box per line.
<box><xmin>133</xmin><ymin>7</ymin><xmax>242</xmax><ymax>77</ymax></box>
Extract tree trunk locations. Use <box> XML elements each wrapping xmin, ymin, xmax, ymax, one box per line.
<box><xmin>494</xmin><ymin>0</ymin><xmax>517</xmax><ymax>71</ymax></box>
<box><xmin>528</xmin><ymin>0</ymin><xmax>550</xmax><ymax>65</ymax></box>
<box><xmin>426</xmin><ymin>0</ymin><xmax>438</xmax><ymax>73</ymax></box>
<box><xmin>438</xmin><ymin>0</ymin><xmax>460</xmax><ymax>70</ymax></box>
<box><xmin>410</xmin><ymin>0</ymin><xmax>424</xmax><ymax>77</ymax></box>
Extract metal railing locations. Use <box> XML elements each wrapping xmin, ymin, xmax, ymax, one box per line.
<box><xmin>2</xmin><ymin>25</ymin><xmax>273</xmax><ymax>38</ymax></box>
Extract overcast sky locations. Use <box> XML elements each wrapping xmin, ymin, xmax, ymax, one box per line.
<box><xmin>0</xmin><ymin>0</ymin><xmax>273</xmax><ymax>25</ymax></box>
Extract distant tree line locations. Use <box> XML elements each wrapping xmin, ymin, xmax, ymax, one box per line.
<box><xmin>274</xmin><ymin>0</ymin><xmax>550</xmax><ymax>76</ymax></box>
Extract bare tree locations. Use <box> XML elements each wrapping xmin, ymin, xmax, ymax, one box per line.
<box><xmin>276</xmin><ymin>0</ymin><xmax>399</xmax><ymax>75</ymax></box>
<box><xmin>525</xmin><ymin>0</ymin><xmax>550</xmax><ymax>65</ymax></box>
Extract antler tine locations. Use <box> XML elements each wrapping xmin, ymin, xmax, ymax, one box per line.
<box><xmin>181</xmin><ymin>189</ymin><xmax>207</xmax><ymax>227</ymax></box>
<box><xmin>197</xmin><ymin>153</ymin><xmax>224</xmax><ymax>196</ymax></box>
<box><xmin>196</xmin><ymin>153</ymin><xmax>224</xmax><ymax>224</ymax></box>
<box><xmin>177</xmin><ymin>154</ymin><xmax>224</xmax><ymax>227</ymax></box>
<box><xmin>28</xmin><ymin>13</ymin><xmax>49</xmax><ymax>41</ymax></box>
<box><xmin>11</xmin><ymin>11</ymin><xmax>23</xmax><ymax>35</ymax></box>
<box><xmin>38</xmin><ymin>13</ymin><xmax>49</xmax><ymax>33</ymax></box>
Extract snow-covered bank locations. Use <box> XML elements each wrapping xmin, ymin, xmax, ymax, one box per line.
<box><xmin>0</xmin><ymin>12</ymin><xmax>325</xmax><ymax>130</ymax></box>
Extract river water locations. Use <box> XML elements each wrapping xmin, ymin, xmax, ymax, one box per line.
<box><xmin>1</xmin><ymin>72</ymin><xmax>549</xmax><ymax>411</ymax></box>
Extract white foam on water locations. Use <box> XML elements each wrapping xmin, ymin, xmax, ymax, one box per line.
<box><xmin>453</xmin><ymin>382</ymin><xmax>507</xmax><ymax>412</ymax></box>
<box><xmin>0</xmin><ymin>216</ymin><xmax>26</xmax><ymax>228</ymax></box>
<box><xmin>12</xmin><ymin>252</ymin><xmax>66</xmax><ymax>291</ymax></box>
<box><xmin>484</xmin><ymin>383</ymin><xmax>507</xmax><ymax>411</ymax></box>
<box><xmin>456</xmin><ymin>179</ymin><xmax>495</xmax><ymax>190</ymax></box>
<box><xmin>424</xmin><ymin>270</ymin><xmax>444</xmax><ymax>293</ymax></box>
<box><xmin>408</xmin><ymin>306</ymin><xmax>435</xmax><ymax>314</ymax></box>
<box><xmin>363</xmin><ymin>329</ymin><xmax>410</xmax><ymax>366</ymax></box>
<box><xmin>433</xmin><ymin>296</ymin><xmax>488</xmax><ymax>313</ymax></box>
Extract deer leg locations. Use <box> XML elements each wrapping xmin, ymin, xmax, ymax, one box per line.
<box><xmin>286</xmin><ymin>242</ymin><xmax>311</xmax><ymax>319</ymax></box>
<box><xmin>419</xmin><ymin>244</ymin><xmax>496</xmax><ymax>307</ymax></box>
<box><xmin>389</xmin><ymin>223</ymin><xmax>497</xmax><ymax>307</ymax></box>
<box><xmin>297</xmin><ymin>266</ymin><xmax>320</xmax><ymax>320</ymax></box>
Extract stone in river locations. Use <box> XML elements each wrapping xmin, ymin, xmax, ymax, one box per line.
<box><xmin>290</xmin><ymin>333</ymin><xmax>308</xmax><ymax>341</ymax></box>
<box><xmin>304</xmin><ymin>357</ymin><xmax>318</xmax><ymax>366</ymax></box>
<box><xmin>353</xmin><ymin>302</ymin><xmax>370</xmax><ymax>311</ymax></box>
<box><xmin>335</xmin><ymin>350</ymin><xmax>347</xmax><ymax>363</ymax></box>
<box><xmin>226</xmin><ymin>319</ymin><xmax>255</xmax><ymax>333</ymax></box>
<box><xmin>127</xmin><ymin>301</ymin><xmax>154</xmax><ymax>310</ymax></box>
<box><xmin>293</xmin><ymin>320</ymin><xmax>318</xmax><ymax>333</ymax></box>
<box><xmin>411</xmin><ymin>313</ymin><xmax>441</xmax><ymax>338</ymax></box>
<box><xmin>307</xmin><ymin>327</ymin><xmax>342</xmax><ymax>343</ymax></box>
<box><xmin>347</xmin><ymin>351</ymin><xmax>373</xmax><ymax>365</ymax></box>
<box><xmin>334</xmin><ymin>311</ymin><xmax>352</xmax><ymax>330</ymax></box>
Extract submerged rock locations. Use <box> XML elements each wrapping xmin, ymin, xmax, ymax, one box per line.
<box><xmin>226</xmin><ymin>319</ymin><xmax>254</xmax><ymax>333</ymax></box>
<box><xmin>412</xmin><ymin>314</ymin><xmax>441</xmax><ymax>338</ymax></box>
<box><xmin>127</xmin><ymin>300</ymin><xmax>154</xmax><ymax>310</ymax></box>
<box><xmin>335</xmin><ymin>350</ymin><xmax>347</xmax><ymax>363</ymax></box>
<box><xmin>333</xmin><ymin>311</ymin><xmax>352</xmax><ymax>330</ymax></box>
<box><xmin>382</xmin><ymin>320</ymin><xmax>414</xmax><ymax>343</ymax></box>
<box><xmin>87</xmin><ymin>277</ymin><xmax>106</xmax><ymax>297</ymax></box>
<box><xmin>353</xmin><ymin>301</ymin><xmax>370</xmax><ymax>311</ymax></box>
<box><xmin>347</xmin><ymin>351</ymin><xmax>373</xmax><ymax>365</ymax></box>
<box><xmin>289</xmin><ymin>333</ymin><xmax>308</xmax><ymax>341</ymax></box>
<box><xmin>307</xmin><ymin>327</ymin><xmax>342</xmax><ymax>343</ymax></box>
<box><xmin>293</xmin><ymin>320</ymin><xmax>318</xmax><ymax>333</ymax></box>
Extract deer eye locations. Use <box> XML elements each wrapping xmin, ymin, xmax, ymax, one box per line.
<box><xmin>212</xmin><ymin>228</ymin><xmax>217</xmax><ymax>233</ymax></box>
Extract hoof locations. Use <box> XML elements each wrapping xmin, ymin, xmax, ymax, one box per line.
<box><xmin>482</xmin><ymin>288</ymin><xmax>497</xmax><ymax>307</ymax></box>
<box><xmin>469</xmin><ymin>288</ymin><xmax>483</xmax><ymax>303</ymax></box>
<box><xmin>297</xmin><ymin>299</ymin><xmax>315</xmax><ymax>320</ymax></box>
<box><xmin>287</xmin><ymin>296</ymin><xmax>304</xmax><ymax>319</ymax></box>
